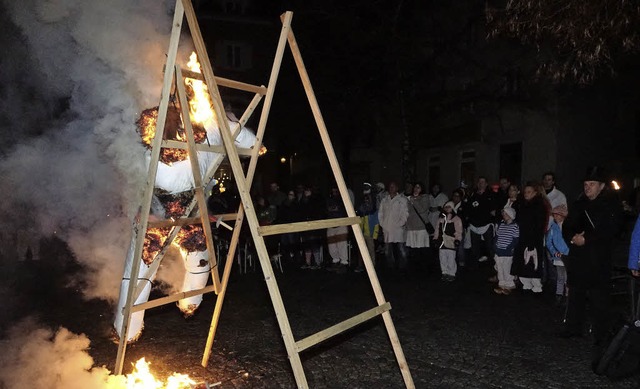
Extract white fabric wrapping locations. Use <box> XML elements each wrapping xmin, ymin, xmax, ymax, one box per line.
<box><xmin>177</xmin><ymin>250</ymin><xmax>210</xmax><ymax>314</ymax></box>
<box><xmin>153</xmin><ymin>117</ymin><xmax>257</xmax><ymax>194</ymax></box>
<box><xmin>114</xmin><ymin>236</ymin><xmax>154</xmax><ymax>342</ymax></box>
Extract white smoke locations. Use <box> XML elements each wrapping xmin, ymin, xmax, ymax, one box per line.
<box><xmin>0</xmin><ymin>0</ymin><xmax>193</xmax><ymax>301</ymax></box>
<box><xmin>0</xmin><ymin>318</ymin><xmax>119</xmax><ymax>389</ymax></box>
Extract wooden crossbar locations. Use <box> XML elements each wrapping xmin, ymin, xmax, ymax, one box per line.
<box><xmin>258</xmin><ymin>216</ymin><xmax>359</xmax><ymax>236</ymax></box>
<box><xmin>148</xmin><ymin>213</ymin><xmax>237</xmax><ymax>228</ymax></box>
<box><xmin>295</xmin><ymin>303</ymin><xmax>391</xmax><ymax>352</ymax></box>
<box><xmin>161</xmin><ymin>140</ymin><xmax>254</xmax><ymax>156</ymax></box>
<box><xmin>181</xmin><ymin>68</ymin><xmax>267</xmax><ymax>95</ymax></box>
<box><xmin>132</xmin><ymin>285</ymin><xmax>217</xmax><ymax>312</ymax></box>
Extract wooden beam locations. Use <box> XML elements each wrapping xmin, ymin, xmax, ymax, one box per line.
<box><xmin>132</xmin><ymin>285</ymin><xmax>217</xmax><ymax>312</ymax></box>
<box><xmin>258</xmin><ymin>216</ymin><xmax>359</xmax><ymax>236</ymax></box>
<box><xmin>181</xmin><ymin>67</ymin><xmax>267</xmax><ymax>95</ymax></box>
<box><xmin>115</xmin><ymin>0</ymin><xmax>185</xmax><ymax>376</ymax></box>
<box><xmin>148</xmin><ymin>213</ymin><xmax>237</xmax><ymax>228</ymax></box>
<box><xmin>295</xmin><ymin>303</ymin><xmax>391</xmax><ymax>353</ymax></box>
<box><xmin>175</xmin><ymin>65</ymin><xmax>221</xmax><ymax>292</ymax></box>
<box><xmin>161</xmin><ymin>139</ymin><xmax>254</xmax><ymax>156</ymax></box>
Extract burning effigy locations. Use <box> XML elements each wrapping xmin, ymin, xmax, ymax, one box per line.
<box><xmin>114</xmin><ymin>52</ymin><xmax>257</xmax><ymax>342</ymax></box>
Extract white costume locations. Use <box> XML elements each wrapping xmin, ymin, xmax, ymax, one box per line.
<box><xmin>114</xmin><ymin>115</ymin><xmax>257</xmax><ymax>342</ymax></box>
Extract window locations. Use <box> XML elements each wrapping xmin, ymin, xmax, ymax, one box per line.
<box><xmin>216</xmin><ymin>41</ymin><xmax>252</xmax><ymax>70</ymax></box>
<box><xmin>499</xmin><ymin>143</ymin><xmax>522</xmax><ymax>186</ymax></box>
<box><xmin>460</xmin><ymin>150</ymin><xmax>476</xmax><ymax>189</ymax></box>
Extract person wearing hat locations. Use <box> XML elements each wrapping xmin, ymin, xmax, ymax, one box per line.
<box><xmin>546</xmin><ymin>204</ymin><xmax>570</xmax><ymax>305</ymax></box>
<box><xmin>433</xmin><ymin>201</ymin><xmax>463</xmax><ymax>281</ymax></box>
<box><xmin>493</xmin><ymin>207</ymin><xmax>520</xmax><ymax>294</ymax></box>
<box><xmin>560</xmin><ymin>167</ymin><xmax>623</xmax><ymax>359</ymax></box>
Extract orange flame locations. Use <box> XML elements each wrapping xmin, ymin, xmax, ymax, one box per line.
<box><xmin>185</xmin><ymin>52</ymin><xmax>217</xmax><ymax>125</ymax></box>
<box><xmin>106</xmin><ymin>357</ymin><xmax>196</xmax><ymax>388</ymax></box>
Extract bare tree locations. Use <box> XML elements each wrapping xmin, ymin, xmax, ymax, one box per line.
<box><xmin>486</xmin><ymin>0</ymin><xmax>640</xmax><ymax>84</ymax></box>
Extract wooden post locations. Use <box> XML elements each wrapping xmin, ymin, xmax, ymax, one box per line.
<box><xmin>114</xmin><ymin>0</ymin><xmax>184</xmax><ymax>375</ymax></box>
<box><xmin>283</xmin><ymin>18</ymin><xmax>416</xmax><ymax>389</ymax></box>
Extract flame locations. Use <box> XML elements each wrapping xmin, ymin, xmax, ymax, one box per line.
<box><xmin>107</xmin><ymin>357</ymin><xmax>196</xmax><ymax>389</ymax></box>
<box><xmin>185</xmin><ymin>52</ymin><xmax>217</xmax><ymax>125</ymax></box>
<box><xmin>143</xmin><ymin>228</ymin><xmax>170</xmax><ymax>265</ymax></box>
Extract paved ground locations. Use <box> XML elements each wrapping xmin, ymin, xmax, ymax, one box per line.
<box><xmin>2</xmin><ymin>237</ymin><xmax>640</xmax><ymax>388</ymax></box>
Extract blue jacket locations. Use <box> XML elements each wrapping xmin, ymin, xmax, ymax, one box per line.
<box><xmin>546</xmin><ymin>221</ymin><xmax>569</xmax><ymax>257</ymax></box>
<box><xmin>628</xmin><ymin>215</ymin><xmax>640</xmax><ymax>270</ymax></box>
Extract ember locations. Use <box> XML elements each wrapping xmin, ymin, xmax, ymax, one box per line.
<box><xmin>143</xmin><ymin>228</ymin><xmax>170</xmax><ymax>265</ymax></box>
<box><xmin>176</xmin><ymin>225</ymin><xmax>207</xmax><ymax>253</ymax></box>
<box><xmin>136</xmin><ymin>106</ymin><xmax>207</xmax><ymax>165</ymax></box>
<box><xmin>156</xmin><ymin>190</ymin><xmax>194</xmax><ymax>219</ymax></box>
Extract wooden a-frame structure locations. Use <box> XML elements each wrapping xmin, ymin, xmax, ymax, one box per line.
<box><xmin>114</xmin><ymin>1</ymin><xmax>415</xmax><ymax>387</ymax></box>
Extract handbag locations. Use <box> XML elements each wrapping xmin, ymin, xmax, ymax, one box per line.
<box><xmin>411</xmin><ymin>202</ymin><xmax>434</xmax><ymax>234</ymax></box>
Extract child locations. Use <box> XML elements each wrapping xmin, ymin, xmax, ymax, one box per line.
<box><xmin>493</xmin><ymin>207</ymin><xmax>520</xmax><ymax>295</ymax></box>
<box><xmin>434</xmin><ymin>201</ymin><xmax>463</xmax><ymax>281</ymax></box>
<box><xmin>546</xmin><ymin>204</ymin><xmax>570</xmax><ymax>305</ymax></box>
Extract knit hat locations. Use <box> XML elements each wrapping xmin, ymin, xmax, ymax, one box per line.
<box><xmin>552</xmin><ymin>204</ymin><xmax>568</xmax><ymax>217</ymax></box>
<box><xmin>502</xmin><ymin>207</ymin><xmax>516</xmax><ymax>221</ymax></box>
<box><xmin>443</xmin><ymin>201</ymin><xmax>455</xmax><ymax>209</ymax></box>
<box><xmin>376</xmin><ymin>182</ymin><xmax>385</xmax><ymax>192</ymax></box>
<box><xmin>363</xmin><ymin>182</ymin><xmax>372</xmax><ymax>195</ymax></box>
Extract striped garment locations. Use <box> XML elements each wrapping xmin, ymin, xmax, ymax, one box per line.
<box><xmin>494</xmin><ymin>221</ymin><xmax>520</xmax><ymax>256</ymax></box>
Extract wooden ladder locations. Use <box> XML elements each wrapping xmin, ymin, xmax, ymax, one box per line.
<box><xmin>115</xmin><ymin>2</ymin><xmax>415</xmax><ymax>388</ymax></box>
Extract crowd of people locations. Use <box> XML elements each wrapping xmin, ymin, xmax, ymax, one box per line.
<box><xmin>211</xmin><ymin>167</ymin><xmax>640</xmax><ymax>372</ymax></box>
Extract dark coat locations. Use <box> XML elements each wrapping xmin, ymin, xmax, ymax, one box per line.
<box><xmin>511</xmin><ymin>195</ymin><xmax>549</xmax><ymax>278</ymax></box>
<box><xmin>562</xmin><ymin>191</ymin><xmax>623</xmax><ymax>287</ymax></box>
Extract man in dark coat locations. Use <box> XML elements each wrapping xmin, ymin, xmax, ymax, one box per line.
<box><xmin>561</xmin><ymin>167</ymin><xmax>623</xmax><ymax>348</ymax></box>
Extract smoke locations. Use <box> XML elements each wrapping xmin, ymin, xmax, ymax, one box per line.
<box><xmin>0</xmin><ymin>0</ymin><xmax>193</xmax><ymax>301</ymax></box>
<box><xmin>0</xmin><ymin>318</ymin><xmax>119</xmax><ymax>389</ymax></box>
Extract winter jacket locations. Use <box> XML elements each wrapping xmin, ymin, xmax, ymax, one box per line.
<box><xmin>379</xmin><ymin>193</ymin><xmax>409</xmax><ymax>243</ymax></box>
<box><xmin>562</xmin><ymin>191</ymin><xmax>623</xmax><ymax>287</ymax></box>
<box><xmin>628</xmin><ymin>215</ymin><xmax>640</xmax><ymax>270</ymax></box>
<box><xmin>433</xmin><ymin>213</ymin><xmax>463</xmax><ymax>250</ymax></box>
<box><xmin>546</xmin><ymin>220</ymin><xmax>569</xmax><ymax>258</ymax></box>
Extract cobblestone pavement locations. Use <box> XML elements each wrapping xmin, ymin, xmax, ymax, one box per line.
<box><xmin>5</xmin><ymin>238</ymin><xmax>639</xmax><ymax>388</ymax></box>
<box><xmin>87</xmin><ymin>249</ymin><xmax>638</xmax><ymax>389</ymax></box>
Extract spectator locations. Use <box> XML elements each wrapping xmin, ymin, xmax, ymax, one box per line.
<box><xmin>467</xmin><ymin>177</ymin><xmax>495</xmax><ymax>267</ymax></box>
<box><xmin>560</xmin><ymin>167</ymin><xmax>623</xmax><ymax>357</ymax></box>
<box><xmin>427</xmin><ymin>183</ymin><xmax>449</xmax><ymax>234</ymax></box>
<box><xmin>299</xmin><ymin>186</ymin><xmax>325</xmax><ymax>270</ymax></box>
<box><xmin>279</xmin><ymin>190</ymin><xmax>302</xmax><ymax>264</ymax></box>
<box><xmin>357</xmin><ymin>183</ymin><xmax>379</xmax><ymax>272</ymax></box>
<box><xmin>378</xmin><ymin>181</ymin><xmax>409</xmax><ymax>272</ymax></box>
<box><xmin>493</xmin><ymin>207</ymin><xmax>519</xmax><ymax>295</ymax></box>
<box><xmin>494</xmin><ymin>177</ymin><xmax>512</xmax><ymax>218</ymax></box>
<box><xmin>546</xmin><ymin>204</ymin><xmax>570</xmax><ymax>306</ymax></box>
<box><xmin>326</xmin><ymin>186</ymin><xmax>349</xmax><ymax>272</ymax></box>
<box><xmin>542</xmin><ymin>172</ymin><xmax>567</xmax><ymax>209</ymax></box>
<box><xmin>451</xmin><ymin>189</ymin><xmax>468</xmax><ymax>267</ymax></box>
<box><xmin>510</xmin><ymin>182</ymin><xmax>549</xmax><ymax>295</ymax></box>
<box><xmin>403</xmin><ymin>181</ymin><xmax>414</xmax><ymax>197</ymax></box>
<box><xmin>406</xmin><ymin>182</ymin><xmax>431</xmax><ymax>271</ymax></box>
<box><xmin>628</xmin><ymin>214</ymin><xmax>640</xmax><ymax>275</ymax></box>
<box><xmin>433</xmin><ymin>201</ymin><xmax>463</xmax><ymax>281</ymax></box>
<box><xmin>267</xmin><ymin>182</ymin><xmax>287</xmax><ymax>211</ymax></box>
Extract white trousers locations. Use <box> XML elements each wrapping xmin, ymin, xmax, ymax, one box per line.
<box><xmin>327</xmin><ymin>226</ymin><xmax>349</xmax><ymax>265</ymax></box>
<box><xmin>520</xmin><ymin>277</ymin><xmax>543</xmax><ymax>293</ymax></box>
<box><xmin>494</xmin><ymin>255</ymin><xmax>515</xmax><ymax>289</ymax></box>
<box><xmin>439</xmin><ymin>249</ymin><xmax>457</xmax><ymax>276</ymax></box>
